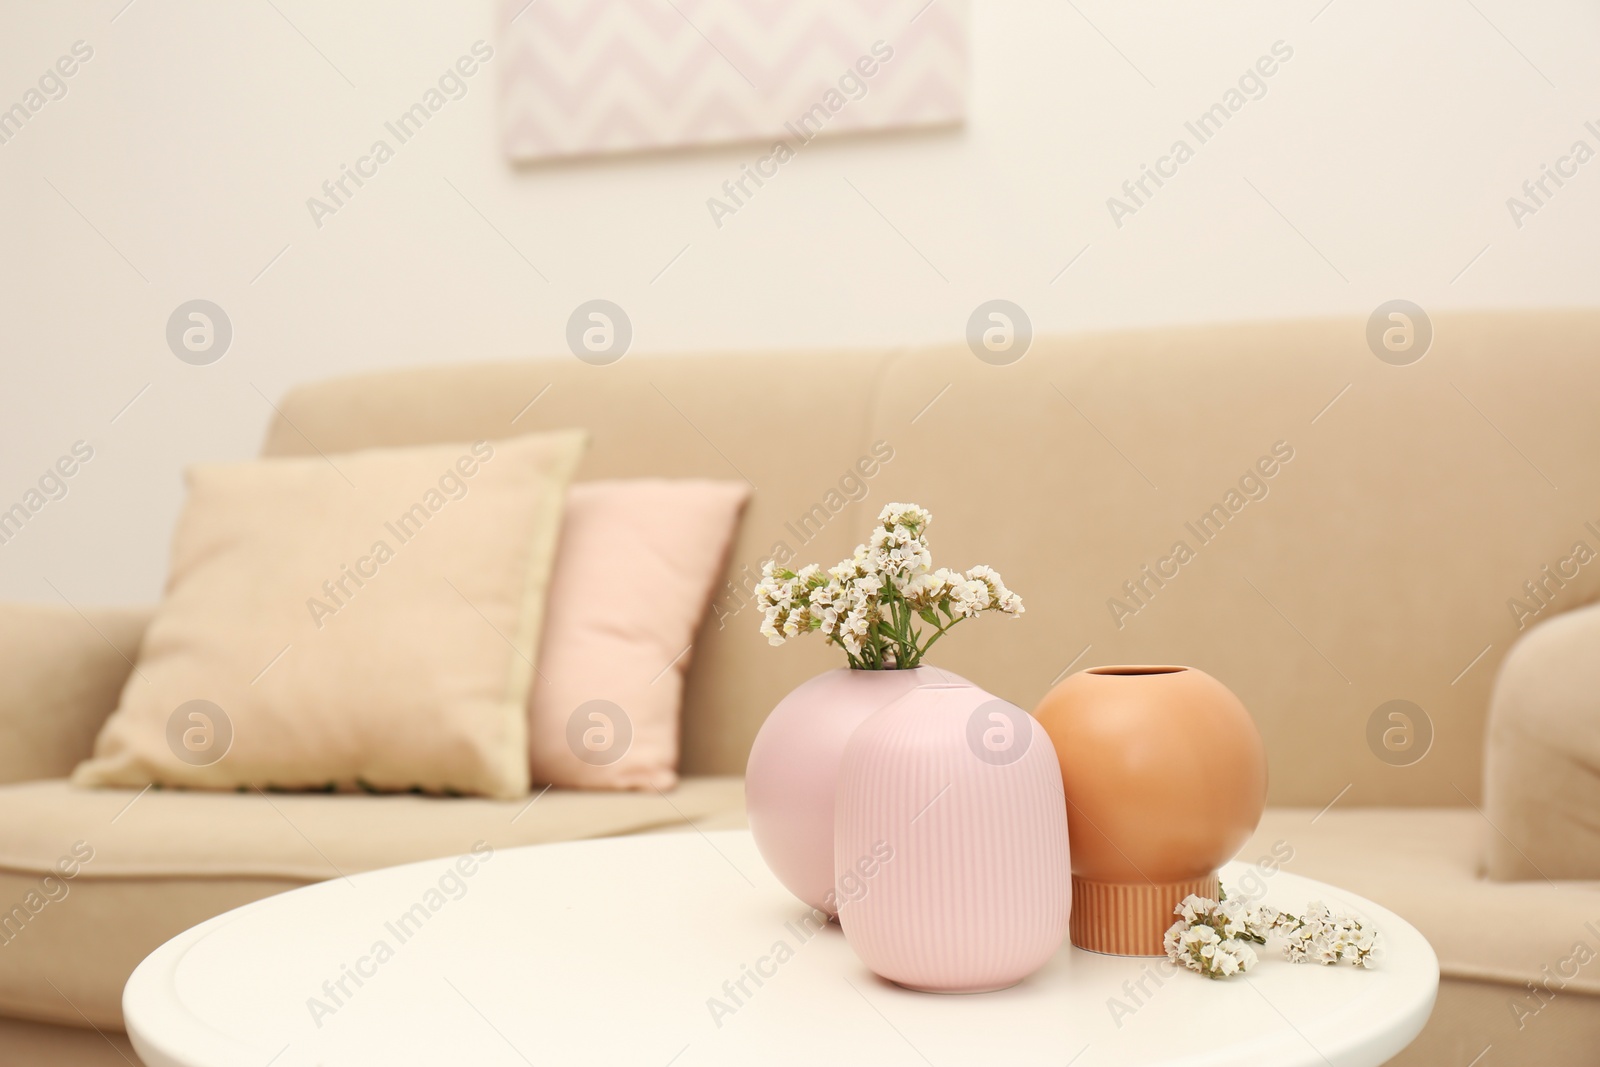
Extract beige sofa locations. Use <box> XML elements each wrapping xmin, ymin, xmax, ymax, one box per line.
<box><xmin>3</xmin><ymin>310</ymin><xmax>1598</xmax><ymax>1064</ymax></box>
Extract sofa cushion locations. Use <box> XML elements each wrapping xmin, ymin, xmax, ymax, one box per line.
<box><xmin>1240</xmin><ymin>808</ymin><xmax>1600</xmax><ymax>995</ymax></box>
<box><xmin>1484</xmin><ymin>600</ymin><xmax>1600</xmax><ymax>881</ymax></box>
<box><xmin>529</xmin><ymin>479</ymin><xmax>751</xmax><ymax>791</ymax></box>
<box><xmin>0</xmin><ymin>776</ymin><xmax>744</xmax><ymax>1028</ymax></box>
<box><xmin>73</xmin><ymin>432</ymin><xmax>588</xmax><ymax>801</ymax></box>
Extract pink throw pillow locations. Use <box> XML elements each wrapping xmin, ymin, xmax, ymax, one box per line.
<box><xmin>529</xmin><ymin>480</ymin><xmax>751</xmax><ymax>789</ymax></box>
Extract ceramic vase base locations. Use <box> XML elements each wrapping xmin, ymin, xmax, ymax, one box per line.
<box><xmin>1069</xmin><ymin>872</ymin><xmax>1221</xmax><ymax>957</ymax></box>
<box><xmin>889</xmin><ymin>978</ymin><xmax>1020</xmax><ymax>995</ymax></box>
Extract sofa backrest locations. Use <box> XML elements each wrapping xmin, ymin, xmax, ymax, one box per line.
<box><xmin>262</xmin><ymin>310</ymin><xmax>1600</xmax><ymax>806</ymax></box>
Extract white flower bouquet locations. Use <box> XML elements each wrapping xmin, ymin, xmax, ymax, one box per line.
<box><xmin>753</xmin><ymin>503</ymin><xmax>1023</xmax><ymax>669</ymax></box>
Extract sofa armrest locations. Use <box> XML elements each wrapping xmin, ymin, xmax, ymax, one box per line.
<box><xmin>1484</xmin><ymin>599</ymin><xmax>1600</xmax><ymax>880</ymax></box>
<box><xmin>0</xmin><ymin>602</ymin><xmax>151</xmax><ymax>785</ymax></box>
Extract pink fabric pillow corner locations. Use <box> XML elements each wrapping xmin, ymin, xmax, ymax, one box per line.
<box><xmin>528</xmin><ymin>479</ymin><xmax>751</xmax><ymax>790</ymax></box>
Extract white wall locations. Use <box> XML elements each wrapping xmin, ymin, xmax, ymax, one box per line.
<box><xmin>2</xmin><ymin>0</ymin><xmax>1597</xmax><ymax>605</ymax></box>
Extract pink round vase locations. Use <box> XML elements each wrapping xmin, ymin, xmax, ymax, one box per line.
<box><xmin>746</xmin><ymin>666</ymin><xmax>969</xmax><ymax>917</ymax></box>
<box><xmin>835</xmin><ymin>683</ymin><xmax>1070</xmax><ymax>993</ymax></box>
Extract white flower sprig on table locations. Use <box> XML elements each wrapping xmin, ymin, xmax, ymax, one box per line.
<box><xmin>753</xmin><ymin>503</ymin><xmax>1023</xmax><ymax>670</ymax></box>
<box><xmin>1277</xmin><ymin>901</ymin><xmax>1381</xmax><ymax>968</ymax></box>
<box><xmin>1163</xmin><ymin>889</ymin><xmax>1380</xmax><ymax>980</ymax></box>
<box><xmin>1163</xmin><ymin>892</ymin><xmax>1275</xmax><ymax>979</ymax></box>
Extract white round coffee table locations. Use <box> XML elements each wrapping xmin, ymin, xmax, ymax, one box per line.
<box><xmin>125</xmin><ymin>831</ymin><xmax>1436</xmax><ymax>1067</ymax></box>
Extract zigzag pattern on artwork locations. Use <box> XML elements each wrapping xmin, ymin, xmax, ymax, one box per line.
<box><xmin>499</xmin><ymin>0</ymin><xmax>968</xmax><ymax>161</ymax></box>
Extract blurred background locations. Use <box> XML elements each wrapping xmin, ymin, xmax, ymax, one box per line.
<box><xmin>2</xmin><ymin>0</ymin><xmax>1597</xmax><ymax>605</ymax></box>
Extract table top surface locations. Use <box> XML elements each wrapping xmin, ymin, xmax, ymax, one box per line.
<box><xmin>125</xmin><ymin>830</ymin><xmax>1437</xmax><ymax>1067</ymax></box>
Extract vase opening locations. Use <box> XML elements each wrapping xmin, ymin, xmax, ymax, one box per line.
<box><xmin>1086</xmin><ymin>665</ymin><xmax>1187</xmax><ymax>676</ymax></box>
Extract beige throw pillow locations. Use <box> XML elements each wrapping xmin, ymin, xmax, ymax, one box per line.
<box><xmin>73</xmin><ymin>430</ymin><xmax>587</xmax><ymax>800</ymax></box>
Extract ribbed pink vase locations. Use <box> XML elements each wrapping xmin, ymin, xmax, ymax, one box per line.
<box><xmin>746</xmin><ymin>666</ymin><xmax>970</xmax><ymax>917</ymax></box>
<box><xmin>835</xmin><ymin>683</ymin><xmax>1070</xmax><ymax>993</ymax></box>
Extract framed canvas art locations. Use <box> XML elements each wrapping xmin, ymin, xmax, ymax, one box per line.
<box><xmin>499</xmin><ymin>0</ymin><xmax>968</xmax><ymax>161</ymax></box>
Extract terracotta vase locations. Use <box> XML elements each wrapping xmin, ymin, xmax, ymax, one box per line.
<box><xmin>746</xmin><ymin>666</ymin><xmax>969</xmax><ymax>917</ymax></box>
<box><xmin>1033</xmin><ymin>665</ymin><xmax>1266</xmax><ymax>956</ymax></box>
<box><xmin>835</xmin><ymin>683</ymin><xmax>1069</xmax><ymax>992</ymax></box>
